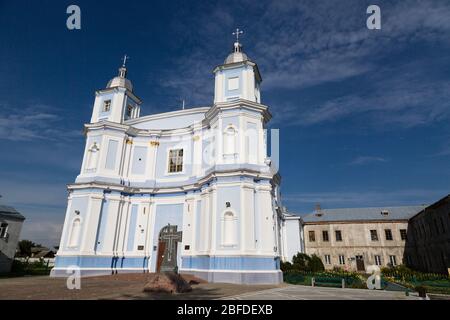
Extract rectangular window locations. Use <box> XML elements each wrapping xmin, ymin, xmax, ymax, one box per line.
<box><xmin>335</xmin><ymin>230</ymin><xmax>342</xmax><ymax>242</ymax></box>
<box><xmin>322</xmin><ymin>230</ymin><xmax>329</xmax><ymax>242</ymax></box>
<box><xmin>103</xmin><ymin>100</ymin><xmax>111</xmax><ymax>112</ymax></box>
<box><xmin>0</xmin><ymin>222</ymin><xmax>8</xmax><ymax>238</ymax></box>
<box><xmin>339</xmin><ymin>255</ymin><xmax>345</xmax><ymax>265</ymax></box>
<box><xmin>400</xmin><ymin>229</ymin><xmax>407</xmax><ymax>240</ymax></box>
<box><xmin>385</xmin><ymin>229</ymin><xmax>393</xmax><ymax>241</ymax></box>
<box><xmin>375</xmin><ymin>255</ymin><xmax>382</xmax><ymax>266</ymax></box>
<box><xmin>370</xmin><ymin>230</ymin><xmax>378</xmax><ymax>241</ymax></box>
<box><xmin>126</xmin><ymin>104</ymin><xmax>133</xmax><ymax>118</ymax></box>
<box><xmin>324</xmin><ymin>255</ymin><xmax>331</xmax><ymax>265</ymax></box>
<box><xmin>308</xmin><ymin>231</ymin><xmax>315</xmax><ymax>242</ymax></box>
<box><xmin>389</xmin><ymin>255</ymin><xmax>397</xmax><ymax>266</ymax></box>
<box><xmin>168</xmin><ymin>149</ymin><xmax>183</xmax><ymax>173</ymax></box>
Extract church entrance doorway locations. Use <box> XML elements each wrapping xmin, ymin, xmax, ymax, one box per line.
<box><xmin>156</xmin><ymin>224</ymin><xmax>182</xmax><ymax>273</ymax></box>
<box><xmin>355</xmin><ymin>255</ymin><xmax>365</xmax><ymax>271</ymax></box>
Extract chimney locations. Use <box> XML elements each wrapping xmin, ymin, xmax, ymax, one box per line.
<box><xmin>315</xmin><ymin>203</ymin><xmax>323</xmax><ymax>217</ymax></box>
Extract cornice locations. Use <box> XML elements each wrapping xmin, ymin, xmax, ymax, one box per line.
<box><xmin>67</xmin><ymin>168</ymin><xmax>276</xmax><ymax>195</ymax></box>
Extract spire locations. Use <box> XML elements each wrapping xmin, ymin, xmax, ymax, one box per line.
<box><xmin>118</xmin><ymin>54</ymin><xmax>129</xmax><ymax>78</ymax></box>
<box><xmin>106</xmin><ymin>54</ymin><xmax>133</xmax><ymax>91</ymax></box>
<box><xmin>224</xmin><ymin>28</ymin><xmax>248</xmax><ymax>64</ymax></box>
<box><xmin>232</xmin><ymin>28</ymin><xmax>244</xmax><ymax>53</ymax></box>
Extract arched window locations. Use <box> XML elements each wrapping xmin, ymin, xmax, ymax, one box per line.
<box><xmin>68</xmin><ymin>218</ymin><xmax>81</xmax><ymax>248</ymax></box>
<box><xmin>222</xmin><ymin>211</ymin><xmax>237</xmax><ymax>246</ymax></box>
<box><xmin>86</xmin><ymin>142</ymin><xmax>100</xmax><ymax>171</ymax></box>
<box><xmin>223</xmin><ymin>126</ymin><xmax>237</xmax><ymax>156</ymax></box>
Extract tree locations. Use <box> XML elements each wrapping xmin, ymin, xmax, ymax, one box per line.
<box><xmin>17</xmin><ymin>240</ymin><xmax>37</xmax><ymax>257</ymax></box>
<box><xmin>309</xmin><ymin>254</ymin><xmax>325</xmax><ymax>272</ymax></box>
<box><xmin>292</xmin><ymin>253</ymin><xmax>311</xmax><ymax>270</ymax></box>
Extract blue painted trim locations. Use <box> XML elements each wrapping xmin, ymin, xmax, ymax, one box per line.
<box><xmin>54</xmin><ymin>256</ymin><xmax>149</xmax><ymax>269</ymax></box>
<box><xmin>181</xmin><ymin>256</ymin><xmax>280</xmax><ymax>271</ymax></box>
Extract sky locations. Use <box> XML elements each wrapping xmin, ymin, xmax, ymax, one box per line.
<box><xmin>0</xmin><ymin>0</ymin><xmax>449</xmax><ymax>247</ymax></box>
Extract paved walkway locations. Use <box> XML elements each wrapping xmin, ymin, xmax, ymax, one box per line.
<box><xmin>219</xmin><ymin>285</ymin><xmax>423</xmax><ymax>300</ymax></box>
<box><xmin>0</xmin><ymin>274</ymin><xmax>426</xmax><ymax>300</ymax></box>
<box><xmin>0</xmin><ymin>274</ymin><xmax>278</xmax><ymax>300</ymax></box>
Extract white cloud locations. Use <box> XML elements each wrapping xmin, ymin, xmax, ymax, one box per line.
<box><xmin>283</xmin><ymin>188</ymin><xmax>446</xmax><ymax>213</ymax></box>
<box><xmin>0</xmin><ymin>103</ymin><xmax>81</xmax><ymax>142</ymax></box>
<box><xmin>349</xmin><ymin>156</ymin><xmax>388</xmax><ymax>166</ymax></box>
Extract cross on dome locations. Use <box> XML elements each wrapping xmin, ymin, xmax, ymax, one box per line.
<box><xmin>232</xmin><ymin>28</ymin><xmax>243</xmax><ymax>43</ymax></box>
<box><xmin>122</xmin><ymin>54</ymin><xmax>130</xmax><ymax>67</ymax></box>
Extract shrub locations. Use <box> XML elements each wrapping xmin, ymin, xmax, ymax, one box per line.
<box><xmin>280</xmin><ymin>261</ymin><xmax>293</xmax><ymax>272</ymax></box>
<box><xmin>309</xmin><ymin>254</ymin><xmax>325</xmax><ymax>272</ymax></box>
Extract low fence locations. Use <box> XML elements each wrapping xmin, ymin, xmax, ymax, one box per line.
<box><xmin>283</xmin><ymin>271</ymin><xmax>366</xmax><ymax>289</ymax></box>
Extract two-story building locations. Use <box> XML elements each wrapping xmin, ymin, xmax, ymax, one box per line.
<box><xmin>0</xmin><ymin>204</ymin><xmax>25</xmax><ymax>273</ymax></box>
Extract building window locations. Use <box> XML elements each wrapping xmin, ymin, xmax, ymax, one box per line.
<box><xmin>168</xmin><ymin>149</ymin><xmax>183</xmax><ymax>173</ymax></box>
<box><xmin>335</xmin><ymin>230</ymin><xmax>342</xmax><ymax>242</ymax></box>
<box><xmin>308</xmin><ymin>231</ymin><xmax>315</xmax><ymax>242</ymax></box>
<box><xmin>0</xmin><ymin>222</ymin><xmax>8</xmax><ymax>238</ymax></box>
<box><xmin>375</xmin><ymin>255</ymin><xmax>382</xmax><ymax>266</ymax></box>
<box><xmin>322</xmin><ymin>230</ymin><xmax>329</xmax><ymax>242</ymax></box>
<box><xmin>127</xmin><ymin>105</ymin><xmax>133</xmax><ymax>118</ymax></box>
<box><xmin>324</xmin><ymin>255</ymin><xmax>331</xmax><ymax>265</ymax></box>
<box><xmin>385</xmin><ymin>229</ymin><xmax>393</xmax><ymax>241</ymax></box>
<box><xmin>400</xmin><ymin>229</ymin><xmax>407</xmax><ymax>241</ymax></box>
<box><xmin>370</xmin><ymin>230</ymin><xmax>378</xmax><ymax>241</ymax></box>
<box><xmin>103</xmin><ymin>100</ymin><xmax>111</xmax><ymax>112</ymax></box>
<box><xmin>338</xmin><ymin>255</ymin><xmax>345</xmax><ymax>265</ymax></box>
<box><xmin>389</xmin><ymin>255</ymin><xmax>397</xmax><ymax>266</ymax></box>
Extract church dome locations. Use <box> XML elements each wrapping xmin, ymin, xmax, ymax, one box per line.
<box><xmin>107</xmin><ymin>66</ymin><xmax>133</xmax><ymax>92</ymax></box>
<box><xmin>224</xmin><ymin>42</ymin><xmax>249</xmax><ymax>64</ymax></box>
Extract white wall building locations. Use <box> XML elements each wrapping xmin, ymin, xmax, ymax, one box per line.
<box><xmin>52</xmin><ymin>38</ymin><xmax>285</xmax><ymax>284</ymax></box>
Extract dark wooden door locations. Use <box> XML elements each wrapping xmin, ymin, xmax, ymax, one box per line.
<box><xmin>356</xmin><ymin>255</ymin><xmax>365</xmax><ymax>271</ymax></box>
<box><xmin>156</xmin><ymin>241</ymin><xmax>166</xmax><ymax>273</ymax></box>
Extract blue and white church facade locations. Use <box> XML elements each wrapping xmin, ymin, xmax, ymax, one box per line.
<box><xmin>52</xmin><ymin>39</ymin><xmax>286</xmax><ymax>284</ymax></box>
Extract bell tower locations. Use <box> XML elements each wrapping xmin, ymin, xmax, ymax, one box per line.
<box><xmin>90</xmin><ymin>55</ymin><xmax>142</xmax><ymax>124</ymax></box>
<box><xmin>213</xmin><ymin>29</ymin><xmax>262</xmax><ymax>104</ymax></box>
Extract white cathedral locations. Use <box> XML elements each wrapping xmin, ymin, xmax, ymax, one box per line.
<box><xmin>52</xmin><ymin>34</ymin><xmax>299</xmax><ymax>284</ymax></box>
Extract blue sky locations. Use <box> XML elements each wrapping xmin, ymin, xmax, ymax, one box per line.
<box><xmin>0</xmin><ymin>0</ymin><xmax>449</xmax><ymax>247</ymax></box>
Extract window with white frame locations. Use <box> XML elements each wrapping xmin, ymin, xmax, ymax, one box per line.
<box><xmin>0</xmin><ymin>222</ymin><xmax>8</xmax><ymax>238</ymax></box>
<box><xmin>103</xmin><ymin>100</ymin><xmax>111</xmax><ymax>112</ymax></box>
<box><xmin>168</xmin><ymin>149</ymin><xmax>183</xmax><ymax>173</ymax></box>
<box><xmin>338</xmin><ymin>255</ymin><xmax>345</xmax><ymax>265</ymax></box>
<box><xmin>389</xmin><ymin>255</ymin><xmax>397</xmax><ymax>266</ymax></box>
<box><xmin>324</xmin><ymin>254</ymin><xmax>331</xmax><ymax>265</ymax></box>
<box><xmin>375</xmin><ymin>255</ymin><xmax>382</xmax><ymax>266</ymax></box>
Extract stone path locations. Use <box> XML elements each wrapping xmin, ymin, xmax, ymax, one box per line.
<box><xmin>0</xmin><ymin>274</ymin><xmax>430</xmax><ymax>300</ymax></box>
<box><xmin>0</xmin><ymin>274</ymin><xmax>278</xmax><ymax>300</ymax></box>
<box><xmin>219</xmin><ymin>285</ymin><xmax>423</xmax><ymax>300</ymax></box>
